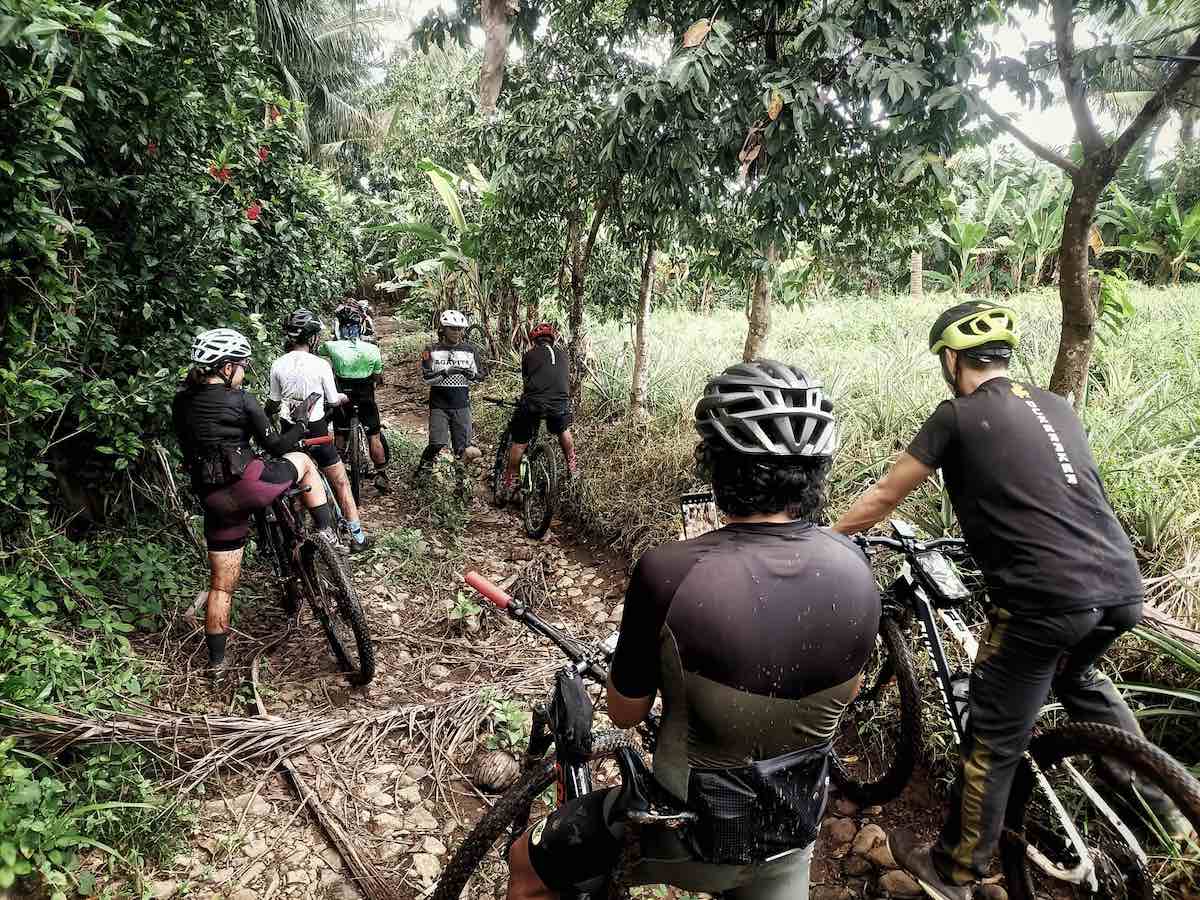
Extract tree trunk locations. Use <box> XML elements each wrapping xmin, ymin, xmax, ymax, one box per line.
<box><xmin>742</xmin><ymin>242</ymin><xmax>777</xmax><ymax>362</ymax></box>
<box><xmin>479</xmin><ymin>0</ymin><xmax>510</xmax><ymax>115</ymax></box>
<box><xmin>910</xmin><ymin>251</ymin><xmax>923</xmax><ymax>299</ymax></box>
<box><xmin>629</xmin><ymin>235</ymin><xmax>657</xmax><ymax>419</ymax></box>
<box><xmin>567</xmin><ymin>212</ymin><xmax>587</xmax><ymax>406</ymax></box>
<box><xmin>1182</xmin><ymin>109</ymin><xmax>1197</xmax><ymax>147</ymax></box>
<box><xmin>1048</xmin><ymin>181</ymin><xmax>1101</xmax><ymax>404</ymax></box>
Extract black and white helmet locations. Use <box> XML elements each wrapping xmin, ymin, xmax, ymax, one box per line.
<box><xmin>191</xmin><ymin>328</ymin><xmax>252</xmax><ymax>369</ymax></box>
<box><xmin>285</xmin><ymin>308</ymin><xmax>322</xmax><ymax>344</ymax></box>
<box><xmin>694</xmin><ymin>359</ymin><xmax>836</xmax><ymax>457</ymax></box>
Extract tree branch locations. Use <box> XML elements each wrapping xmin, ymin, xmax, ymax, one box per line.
<box><xmin>1052</xmin><ymin>0</ymin><xmax>1105</xmax><ymax>157</ymax></box>
<box><xmin>581</xmin><ymin>176</ymin><xmax>622</xmax><ymax>271</ymax></box>
<box><xmin>1112</xmin><ymin>31</ymin><xmax>1200</xmax><ymax>167</ymax></box>
<box><xmin>973</xmin><ymin>92</ymin><xmax>1080</xmax><ymax>176</ymax></box>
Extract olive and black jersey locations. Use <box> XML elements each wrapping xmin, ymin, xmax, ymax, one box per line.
<box><xmin>171</xmin><ymin>384</ymin><xmax>302</xmax><ymax>491</ymax></box>
<box><xmin>521</xmin><ymin>340</ymin><xmax>569</xmax><ymax>411</ymax></box>
<box><xmin>907</xmin><ymin>376</ymin><xmax>1142</xmax><ymax>613</ymax></box>
<box><xmin>609</xmin><ymin>521</ymin><xmax>880</xmax><ymax>801</ymax></box>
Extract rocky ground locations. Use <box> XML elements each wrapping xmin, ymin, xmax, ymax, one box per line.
<box><xmin>64</xmin><ymin>316</ymin><xmax>1009</xmax><ymax>900</ymax></box>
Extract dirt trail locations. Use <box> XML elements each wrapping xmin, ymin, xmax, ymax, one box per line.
<box><xmin>126</xmin><ymin>318</ymin><xmax>954</xmax><ymax>900</ymax></box>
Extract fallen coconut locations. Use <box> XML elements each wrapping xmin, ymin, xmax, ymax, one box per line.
<box><xmin>474</xmin><ymin>749</ymin><xmax>521</xmax><ymax>792</ymax></box>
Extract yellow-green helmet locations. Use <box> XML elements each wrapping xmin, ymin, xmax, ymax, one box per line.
<box><xmin>929</xmin><ymin>301</ymin><xmax>1019</xmax><ymax>355</ymax></box>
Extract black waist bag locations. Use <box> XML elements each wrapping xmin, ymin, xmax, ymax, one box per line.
<box><xmin>194</xmin><ymin>443</ymin><xmax>253</xmax><ymax>488</ymax></box>
<box><xmin>684</xmin><ymin>740</ymin><xmax>830</xmax><ymax>865</ymax></box>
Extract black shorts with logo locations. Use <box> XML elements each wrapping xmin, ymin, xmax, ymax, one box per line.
<box><xmin>332</xmin><ymin>378</ymin><xmax>382</xmax><ymax>435</ymax></box>
<box><xmin>510</xmin><ymin>399</ymin><xmax>573</xmax><ymax>444</ymax></box>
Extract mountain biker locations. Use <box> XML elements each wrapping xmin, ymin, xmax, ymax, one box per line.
<box><xmin>322</xmin><ymin>304</ymin><xmax>390</xmax><ymax>495</ymax></box>
<box><xmin>334</xmin><ymin>293</ymin><xmax>374</xmax><ymax>340</ymax></box>
<box><xmin>833</xmin><ymin>300</ymin><xmax>1188</xmax><ymax>900</ymax></box>
<box><xmin>267</xmin><ymin>309</ymin><xmax>374</xmax><ymax>553</ymax></box>
<box><xmin>507</xmin><ymin>360</ymin><xmax>881</xmax><ymax>900</ymax></box>
<box><xmin>172</xmin><ymin>328</ymin><xmax>340</xmax><ymax>679</ymax></box>
<box><xmin>499</xmin><ymin>322</ymin><xmax>577</xmax><ymax>502</ymax></box>
<box><xmin>416</xmin><ymin>309</ymin><xmax>486</xmax><ymax>477</ymax></box>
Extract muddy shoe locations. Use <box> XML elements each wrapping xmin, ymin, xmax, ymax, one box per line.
<box><xmin>349</xmin><ymin>533</ymin><xmax>376</xmax><ymax>554</ymax></box>
<box><xmin>206</xmin><ymin>656</ymin><xmax>231</xmax><ymax>688</ymax></box>
<box><xmin>888</xmin><ymin>830</ymin><xmax>971</xmax><ymax>900</ymax></box>
<box><xmin>373</xmin><ymin>471</ymin><xmax>391</xmax><ymax>495</ymax></box>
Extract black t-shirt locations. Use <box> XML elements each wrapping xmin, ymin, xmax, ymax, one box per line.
<box><xmin>609</xmin><ymin>521</ymin><xmax>880</xmax><ymax>789</ymax></box>
<box><xmin>907</xmin><ymin>377</ymin><xmax>1142</xmax><ymax>612</ymax></box>
<box><xmin>171</xmin><ymin>383</ymin><xmax>302</xmax><ymax>491</ymax></box>
<box><xmin>521</xmin><ymin>341</ymin><xmax>569</xmax><ymax>411</ymax></box>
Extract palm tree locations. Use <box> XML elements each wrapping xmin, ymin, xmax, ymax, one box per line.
<box><xmin>253</xmin><ymin>0</ymin><xmax>418</xmax><ymax>159</ymax></box>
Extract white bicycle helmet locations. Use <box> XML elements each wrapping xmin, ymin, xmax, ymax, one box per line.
<box><xmin>439</xmin><ymin>309</ymin><xmax>468</xmax><ymax>329</ymax></box>
<box><xmin>191</xmin><ymin>328</ymin><xmax>252</xmax><ymax>369</ymax></box>
<box><xmin>694</xmin><ymin>359</ymin><xmax>837</xmax><ymax>457</ymax></box>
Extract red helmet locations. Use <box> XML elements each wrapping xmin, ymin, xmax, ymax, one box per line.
<box><xmin>530</xmin><ymin>322</ymin><xmax>556</xmax><ymax>342</ymax></box>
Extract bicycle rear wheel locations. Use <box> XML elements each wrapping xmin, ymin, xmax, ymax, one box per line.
<box><xmin>1002</xmin><ymin>722</ymin><xmax>1200</xmax><ymax>900</ymax></box>
<box><xmin>522</xmin><ymin>442</ymin><xmax>557</xmax><ymax>540</ymax></box>
<box><xmin>491</xmin><ymin>428</ymin><xmax>512</xmax><ymax>507</ymax></box>
<box><xmin>830</xmin><ymin>616</ymin><xmax>921</xmax><ymax>805</ymax></box>
<box><xmin>349</xmin><ymin>418</ymin><xmax>369</xmax><ymax>506</ymax></box>
<box><xmin>300</xmin><ymin>539</ymin><xmax>376</xmax><ymax>685</ymax></box>
<box><xmin>464</xmin><ymin>323</ymin><xmax>488</xmax><ymax>355</ymax></box>
<box><xmin>432</xmin><ymin>731</ymin><xmax>637</xmax><ymax>900</ymax></box>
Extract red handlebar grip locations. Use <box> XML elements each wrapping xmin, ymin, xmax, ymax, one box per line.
<box><xmin>465</xmin><ymin>571</ymin><xmax>511</xmax><ymax>610</ymax></box>
<box><xmin>302</xmin><ymin>434</ymin><xmax>334</xmax><ymax>447</ymax></box>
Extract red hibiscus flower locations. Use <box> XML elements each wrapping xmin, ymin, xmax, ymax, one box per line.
<box><xmin>258</xmin><ymin>146</ymin><xmax>269</xmax><ymax>162</ymax></box>
<box><xmin>209</xmin><ymin>164</ymin><xmax>231</xmax><ymax>183</ymax></box>
<box><xmin>246</xmin><ymin>200</ymin><xmax>262</xmax><ymax>222</ymax></box>
<box><xmin>147</xmin><ymin>141</ymin><xmax>158</xmax><ymax>157</ymax></box>
<box><xmin>269</xmin><ymin>105</ymin><xmax>281</xmax><ymax>122</ymax></box>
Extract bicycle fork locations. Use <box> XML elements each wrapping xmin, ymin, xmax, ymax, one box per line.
<box><xmin>907</xmin><ymin>579</ymin><xmax>1113</xmax><ymax>889</ymax></box>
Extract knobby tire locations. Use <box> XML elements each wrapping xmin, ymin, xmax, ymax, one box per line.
<box><xmin>302</xmin><ymin>538</ymin><xmax>376</xmax><ymax>685</ymax></box>
<box><xmin>522</xmin><ymin>442</ymin><xmax>556</xmax><ymax>540</ymax></box>
<box><xmin>491</xmin><ymin>428</ymin><xmax>512</xmax><ymax>507</ymax></box>
<box><xmin>432</xmin><ymin>731</ymin><xmax>638</xmax><ymax>900</ymax></box>
<box><xmin>830</xmin><ymin>615</ymin><xmax>921</xmax><ymax>805</ymax></box>
<box><xmin>348</xmin><ymin>418</ymin><xmax>365</xmax><ymax>506</ymax></box>
<box><xmin>1002</xmin><ymin>722</ymin><xmax>1200</xmax><ymax>900</ymax></box>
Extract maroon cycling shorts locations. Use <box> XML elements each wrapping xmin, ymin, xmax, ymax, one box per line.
<box><xmin>200</xmin><ymin>457</ymin><xmax>297</xmax><ymax>551</ymax></box>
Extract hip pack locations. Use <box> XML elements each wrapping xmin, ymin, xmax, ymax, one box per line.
<box><xmin>683</xmin><ymin>740</ymin><xmax>830</xmax><ymax>865</ymax></box>
<box><xmin>194</xmin><ymin>443</ymin><xmax>253</xmax><ymax>488</ymax></box>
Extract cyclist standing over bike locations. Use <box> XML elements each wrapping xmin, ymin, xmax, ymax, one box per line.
<box><xmin>334</xmin><ymin>293</ymin><xmax>374</xmax><ymax>340</ymax></box>
<box><xmin>834</xmin><ymin>301</ymin><xmax>1187</xmax><ymax>900</ymax></box>
<box><xmin>416</xmin><ymin>309</ymin><xmax>486</xmax><ymax>477</ymax></box>
<box><xmin>507</xmin><ymin>360</ymin><xmax>880</xmax><ymax>900</ymax></box>
<box><xmin>268</xmin><ymin>309</ymin><xmax>375</xmax><ymax>553</ymax></box>
<box><xmin>322</xmin><ymin>304</ymin><xmax>390</xmax><ymax>495</ymax></box>
<box><xmin>499</xmin><ymin>322</ymin><xmax>577</xmax><ymax>503</ymax></box>
<box><xmin>172</xmin><ymin>328</ymin><xmax>340</xmax><ymax>679</ymax></box>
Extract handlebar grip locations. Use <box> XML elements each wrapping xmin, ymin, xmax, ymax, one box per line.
<box><xmin>465</xmin><ymin>571</ymin><xmax>512</xmax><ymax>610</ymax></box>
<box><xmin>301</xmin><ymin>434</ymin><xmax>334</xmax><ymax>447</ymax></box>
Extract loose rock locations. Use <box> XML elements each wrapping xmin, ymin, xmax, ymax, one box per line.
<box><xmin>852</xmin><ymin>822</ymin><xmax>887</xmax><ymax>857</ymax></box>
<box><xmin>824</xmin><ymin>816</ymin><xmax>858</xmax><ymax>847</ymax></box>
<box><xmin>428</xmin><ymin>663</ymin><xmax>451</xmax><ymax>679</ymax></box>
<box><xmin>810</xmin><ymin>887</ymin><xmax>856</xmax><ymax>900</ymax></box>
<box><xmin>404</xmin><ymin>805</ymin><xmax>440</xmax><ymax>831</ymax></box>
<box><xmin>286</xmin><ymin>868</ymin><xmax>310</xmax><ymax>885</ymax></box>
<box><xmin>422</xmin><ymin>836</ymin><xmax>447</xmax><ymax>856</ymax></box>
<box><xmin>369</xmin><ymin>812</ymin><xmax>404</xmax><ymax>837</ymax></box>
<box><xmin>879</xmin><ymin>869</ymin><xmax>923</xmax><ymax>897</ymax></box>
<box><xmin>412</xmin><ymin>852</ymin><xmax>442</xmax><ymax>885</ymax></box>
<box><xmin>843</xmin><ymin>854</ymin><xmax>873</xmax><ymax>876</ymax></box>
<box><xmin>148</xmin><ymin>881</ymin><xmax>178</xmax><ymax>899</ymax></box>
<box><xmin>977</xmin><ymin>886</ymin><xmax>1008</xmax><ymax>900</ymax></box>
<box><xmin>866</xmin><ymin>840</ymin><xmax>896</xmax><ymax>869</ymax></box>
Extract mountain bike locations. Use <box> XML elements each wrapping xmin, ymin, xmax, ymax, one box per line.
<box><xmin>433</xmin><ymin>572</ymin><xmax>694</xmax><ymax>900</ymax></box>
<box><xmin>255</xmin><ymin>434</ymin><xmax>375</xmax><ymax>686</ymax></box>
<box><xmin>836</xmin><ymin>518</ymin><xmax>1200</xmax><ymax>899</ymax></box>
<box><xmin>338</xmin><ymin>404</ymin><xmax>372</xmax><ymax>506</ymax></box>
<box><xmin>484</xmin><ymin>397</ymin><xmax>557</xmax><ymax>540</ymax></box>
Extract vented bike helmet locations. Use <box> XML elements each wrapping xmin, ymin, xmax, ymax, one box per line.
<box><xmin>191</xmin><ymin>328</ymin><xmax>252</xmax><ymax>370</ymax></box>
<box><xmin>439</xmin><ymin>309</ymin><xmax>468</xmax><ymax>329</ymax></box>
<box><xmin>929</xmin><ymin>301</ymin><xmax>1019</xmax><ymax>357</ymax></box>
<box><xmin>530</xmin><ymin>322</ymin><xmax>555</xmax><ymax>342</ymax></box>
<box><xmin>694</xmin><ymin>359</ymin><xmax>837</xmax><ymax>457</ymax></box>
<box><xmin>285</xmin><ymin>308</ymin><xmax>322</xmax><ymax>344</ymax></box>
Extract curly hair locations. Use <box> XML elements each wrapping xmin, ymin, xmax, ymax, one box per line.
<box><xmin>694</xmin><ymin>442</ymin><xmax>831</xmax><ymax>522</ymax></box>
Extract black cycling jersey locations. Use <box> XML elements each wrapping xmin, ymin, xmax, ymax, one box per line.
<box><xmin>521</xmin><ymin>340</ymin><xmax>569</xmax><ymax>410</ymax></box>
<box><xmin>907</xmin><ymin>376</ymin><xmax>1142</xmax><ymax>613</ymax></box>
<box><xmin>610</xmin><ymin>521</ymin><xmax>880</xmax><ymax>800</ymax></box>
<box><xmin>172</xmin><ymin>383</ymin><xmax>302</xmax><ymax>491</ymax></box>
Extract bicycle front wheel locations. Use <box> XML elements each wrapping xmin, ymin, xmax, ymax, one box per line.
<box><xmin>491</xmin><ymin>428</ymin><xmax>512</xmax><ymax>507</ymax></box>
<box><xmin>830</xmin><ymin>615</ymin><xmax>921</xmax><ymax>805</ymax></box>
<box><xmin>300</xmin><ymin>539</ymin><xmax>376</xmax><ymax>685</ymax></box>
<box><xmin>522</xmin><ymin>443</ymin><xmax>556</xmax><ymax>540</ymax></box>
<box><xmin>433</xmin><ymin>731</ymin><xmax>638</xmax><ymax>900</ymax></box>
<box><xmin>1002</xmin><ymin>722</ymin><xmax>1200</xmax><ymax>900</ymax></box>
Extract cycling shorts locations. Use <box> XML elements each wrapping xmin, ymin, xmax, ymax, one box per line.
<box><xmin>199</xmin><ymin>457</ymin><xmax>297</xmax><ymax>551</ymax></box>
<box><xmin>332</xmin><ymin>378</ymin><xmax>381</xmax><ymax>435</ymax></box>
<box><xmin>302</xmin><ymin>416</ymin><xmax>340</xmax><ymax>468</ymax></box>
<box><xmin>510</xmin><ymin>400</ymin><xmax>572</xmax><ymax>445</ymax></box>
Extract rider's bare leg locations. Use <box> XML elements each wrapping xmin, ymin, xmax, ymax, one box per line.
<box><xmin>323</xmin><ymin>460</ymin><xmax>360</xmax><ymax>522</ymax></box>
<box><xmin>507</xmin><ymin>831</ymin><xmax>557</xmax><ymax>900</ymax></box>
<box><xmin>557</xmin><ymin>429</ymin><xmax>577</xmax><ymax>474</ymax></box>
<box><xmin>283</xmin><ymin>451</ymin><xmax>337</xmax><ymax>533</ymax></box>
<box><xmin>369</xmin><ymin>433</ymin><xmax>386</xmax><ymax>466</ymax></box>
<box><xmin>505</xmin><ymin>441</ymin><xmax>529</xmax><ymax>484</ymax></box>
<box><xmin>206</xmin><ymin>549</ymin><xmax>242</xmax><ymax>634</ymax></box>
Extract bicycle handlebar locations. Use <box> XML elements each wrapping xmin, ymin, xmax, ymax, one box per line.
<box><xmin>299</xmin><ymin>434</ymin><xmax>334</xmax><ymax>448</ymax></box>
<box><xmin>482</xmin><ymin>397</ymin><xmax>519</xmax><ymax>407</ymax></box>
<box><xmin>856</xmin><ymin>534</ymin><xmax>967</xmax><ymax>554</ymax></box>
<box><xmin>465</xmin><ymin>570</ymin><xmax>512</xmax><ymax>610</ymax></box>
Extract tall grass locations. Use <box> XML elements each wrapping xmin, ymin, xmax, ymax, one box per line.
<box><xmin>580</xmin><ymin>287</ymin><xmax>1200</xmax><ymax>622</ymax></box>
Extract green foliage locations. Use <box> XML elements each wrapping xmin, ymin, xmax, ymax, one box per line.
<box><xmin>926</xmin><ymin>178</ymin><xmax>1009</xmax><ymax>294</ymax></box>
<box><xmin>1100</xmin><ymin>189</ymin><xmax>1200</xmax><ymax>285</ymax></box>
<box><xmin>480</xmin><ymin>687</ymin><xmax>532</xmax><ymax>752</ymax></box>
<box><xmin>1096</xmin><ymin>270</ymin><xmax>1136</xmax><ymax>345</ymax></box>
<box><xmin>449</xmin><ymin>590</ymin><xmax>483</xmax><ymax>623</ymax></box>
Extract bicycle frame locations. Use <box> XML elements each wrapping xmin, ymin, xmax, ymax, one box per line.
<box><xmin>873</xmin><ymin>520</ymin><xmax>1147</xmax><ymax>889</ymax></box>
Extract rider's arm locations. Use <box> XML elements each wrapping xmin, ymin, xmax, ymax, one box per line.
<box><xmin>245</xmin><ymin>392</ymin><xmax>303</xmax><ymax>455</ymax></box>
<box><xmin>833</xmin><ymin>453</ymin><xmax>934</xmax><ymax>535</ymax></box>
<box><xmin>420</xmin><ymin>348</ymin><xmax>446</xmax><ymax>385</ymax></box>
<box><xmin>606</xmin><ymin>559</ymin><xmax>667</xmax><ymax>728</ymax></box>
<box><xmin>318</xmin><ymin>359</ymin><xmax>342</xmax><ymax>409</ymax></box>
<box><xmin>264</xmin><ymin>398</ymin><xmax>282</xmax><ymax>423</ymax></box>
<box><xmin>834</xmin><ymin>401</ymin><xmax>955</xmax><ymax>535</ymax></box>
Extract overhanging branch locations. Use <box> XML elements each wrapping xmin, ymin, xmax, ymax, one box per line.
<box><xmin>973</xmin><ymin>92</ymin><xmax>1079</xmax><ymax>176</ymax></box>
<box><xmin>1112</xmin><ymin>32</ymin><xmax>1200</xmax><ymax>165</ymax></box>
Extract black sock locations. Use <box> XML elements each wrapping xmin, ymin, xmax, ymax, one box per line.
<box><xmin>205</xmin><ymin>631</ymin><xmax>228</xmax><ymax>666</ymax></box>
<box><xmin>419</xmin><ymin>445</ymin><xmax>441</xmax><ymax>464</ymax></box>
<box><xmin>310</xmin><ymin>502</ymin><xmax>334</xmax><ymax>530</ymax></box>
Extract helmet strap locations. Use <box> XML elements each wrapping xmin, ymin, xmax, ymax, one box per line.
<box><xmin>940</xmin><ymin>350</ymin><xmax>963</xmax><ymax>398</ymax></box>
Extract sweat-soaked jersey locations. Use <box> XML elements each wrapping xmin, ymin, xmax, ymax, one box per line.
<box><xmin>609</xmin><ymin>521</ymin><xmax>880</xmax><ymax>801</ymax></box>
<box><xmin>906</xmin><ymin>376</ymin><xmax>1142</xmax><ymax>612</ymax></box>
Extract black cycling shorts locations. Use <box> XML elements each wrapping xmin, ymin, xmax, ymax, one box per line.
<box><xmin>510</xmin><ymin>400</ymin><xmax>573</xmax><ymax>445</ymax></box>
<box><xmin>302</xmin><ymin>416</ymin><xmax>340</xmax><ymax>468</ymax></box>
<box><xmin>527</xmin><ymin>788</ymin><xmax>621</xmax><ymax>890</ymax></box>
<box><xmin>200</xmin><ymin>457</ymin><xmax>298</xmax><ymax>552</ymax></box>
<box><xmin>332</xmin><ymin>379</ymin><xmax>381</xmax><ymax>435</ymax></box>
